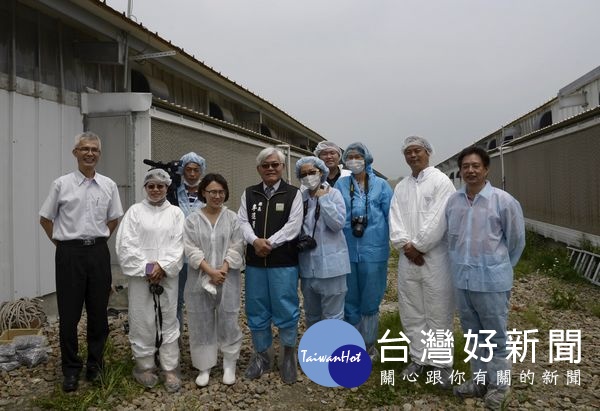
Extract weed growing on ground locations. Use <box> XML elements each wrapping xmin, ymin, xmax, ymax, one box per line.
<box><xmin>549</xmin><ymin>288</ymin><xmax>578</xmax><ymax>310</ymax></box>
<box><xmin>33</xmin><ymin>338</ymin><xmax>141</xmax><ymax>410</ymax></box>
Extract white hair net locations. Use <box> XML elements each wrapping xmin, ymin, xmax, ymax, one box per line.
<box><xmin>314</xmin><ymin>141</ymin><xmax>342</xmax><ymax>158</ymax></box>
<box><xmin>295</xmin><ymin>156</ymin><xmax>329</xmax><ymax>183</ymax></box>
<box><xmin>402</xmin><ymin>136</ymin><xmax>433</xmax><ymax>154</ymax></box>
<box><xmin>144</xmin><ymin>168</ymin><xmax>172</xmax><ymax>186</ymax></box>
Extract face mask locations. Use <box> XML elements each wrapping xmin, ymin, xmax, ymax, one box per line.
<box><xmin>301</xmin><ymin>174</ymin><xmax>321</xmax><ymax>191</ymax></box>
<box><xmin>346</xmin><ymin>159</ymin><xmax>365</xmax><ymax>174</ymax></box>
<box><xmin>183</xmin><ymin>177</ymin><xmax>200</xmax><ymax>188</ymax></box>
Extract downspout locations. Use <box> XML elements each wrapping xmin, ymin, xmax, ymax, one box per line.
<box><xmin>277</xmin><ymin>144</ymin><xmax>292</xmax><ymax>183</ymax></box>
<box><xmin>500</xmin><ymin>128</ymin><xmax>506</xmax><ymax>191</ymax></box>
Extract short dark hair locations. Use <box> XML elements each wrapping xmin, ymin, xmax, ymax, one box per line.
<box><xmin>457</xmin><ymin>146</ymin><xmax>490</xmax><ymax>168</ymax></box>
<box><xmin>198</xmin><ymin>173</ymin><xmax>229</xmax><ymax>203</ymax></box>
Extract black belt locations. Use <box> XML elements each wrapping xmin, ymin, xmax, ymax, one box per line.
<box><xmin>57</xmin><ymin>237</ymin><xmax>107</xmax><ymax>246</ymax></box>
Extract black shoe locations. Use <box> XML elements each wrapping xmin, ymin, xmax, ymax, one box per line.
<box><xmin>86</xmin><ymin>367</ymin><xmax>101</xmax><ymax>383</ymax></box>
<box><xmin>62</xmin><ymin>375</ymin><xmax>79</xmax><ymax>392</ymax></box>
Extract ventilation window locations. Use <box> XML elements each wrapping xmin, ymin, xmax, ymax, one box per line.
<box><xmin>487</xmin><ymin>139</ymin><xmax>497</xmax><ymax>150</ymax></box>
<box><xmin>209</xmin><ymin>102</ymin><xmax>224</xmax><ymax>120</ymax></box>
<box><xmin>539</xmin><ymin>111</ymin><xmax>552</xmax><ymax>129</ymax></box>
<box><xmin>260</xmin><ymin>124</ymin><xmax>272</xmax><ymax>137</ymax></box>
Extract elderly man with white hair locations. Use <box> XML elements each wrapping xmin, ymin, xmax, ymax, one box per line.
<box><xmin>237</xmin><ymin>147</ymin><xmax>303</xmax><ymax>384</ymax></box>
<box><xmin>314</xmin><ymin>141</ymin><xmax>351</xmax><ymax>187</ymax></box>
<box><xmin>389</xmin><ymin>136</ymin><xmax>456</xmax><ymax>387</ymax></box>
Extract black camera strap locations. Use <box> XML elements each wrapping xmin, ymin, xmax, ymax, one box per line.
<box><xmin>349</xmin><ymin>174</ymin><xmax>369</xmax><ymax>223</ymax></box>
<box><xmin>302</xmin><ymin>198</ymin><xmax>321</xmax><ymax>238</ymax></box>
<box><xmin>152</xmin><ymin>289</ymin><xmax>163</xmax><ymax>349</ymax></box>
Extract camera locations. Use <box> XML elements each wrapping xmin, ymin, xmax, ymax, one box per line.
<box><xmin>351</xmin><ymin>216</ymin><xmax>368</xmax><ymax>238</ymax></box>
<box><xmin>149</xmin><ymin>283</ymin><xmax>164</xmax><ymax>296</ymax></box>
<box><xmin>296</xmin><ymin>234</ymin><xmax>317</xmax><ymax>252</ymax></box>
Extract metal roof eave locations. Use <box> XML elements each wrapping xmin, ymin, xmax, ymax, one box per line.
<box><xmin>151</xmin><ymin>97</ymin><xmax>314</xmax><ymax>156</ymax></box>
<box><xmin>66</xmin><ymin>0</ymin><xmax>325</xmax><ymax>143</ymax></box>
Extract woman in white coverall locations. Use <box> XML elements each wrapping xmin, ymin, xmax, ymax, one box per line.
<box><xmin>183</xmin><ymin>173</ymin><xmax>244</xmax><ymax>387</ymax></box>
<box><xmin>388</xmin><ymin>136</ymin><xmax>455</xmax><ymax>387</ymax></box>
<box><xmin>116</xmin><ymin>168</ymin><xmax>185</xmax><ymax>392</ymax></box>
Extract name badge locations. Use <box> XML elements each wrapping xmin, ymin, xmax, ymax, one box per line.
<box><xmin>275</xmin><ymin>203</ymin><xmax>285</xmax><ymax>212</ymax></box>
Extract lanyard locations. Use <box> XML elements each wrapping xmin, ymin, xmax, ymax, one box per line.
<box><xmin>302</xmin><ymin>198</ymin><xmax>321</xmax><ymax>238</ymax></box>
<box><xmin>350</xmin><ymin>175</ymin><xmax>369</xmax><ymax>221</ymax></box>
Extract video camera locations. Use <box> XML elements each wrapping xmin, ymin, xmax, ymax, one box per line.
<box><xmin>143</xmin><ymin>159</ymin><xmax>182</xmax><ymax>206</ymax></box>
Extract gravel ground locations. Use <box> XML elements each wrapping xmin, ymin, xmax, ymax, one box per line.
<box><xmin>1</xmin><ymin>271</ymin><xmax>599</xmax><ymax>410</ymax></box>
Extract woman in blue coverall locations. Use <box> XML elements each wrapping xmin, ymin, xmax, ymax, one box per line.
<box><xmin>334</xmin><ymin>142</ymin><xmax>392</xmax><ymax>359</ymax></box>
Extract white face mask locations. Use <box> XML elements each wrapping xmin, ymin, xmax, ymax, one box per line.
<box><xmin>301</xmin><ymin>174</ymin><xmax>322</xmax><ymax>191</ymax></box>
<box><xmin>346</xmin><ymin>159</ymin><xmax>365</xmax><ymax>174</ymax></box>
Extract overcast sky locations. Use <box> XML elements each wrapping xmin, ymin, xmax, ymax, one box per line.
<box><xmin>107</xmin><ymin>0</ymin><xmax>600</xmax><ymax>178</ymax></box>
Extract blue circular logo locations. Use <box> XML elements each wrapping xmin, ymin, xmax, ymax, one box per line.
<box><xmin>298</xmin><ymin>319</ymin><xmax>372</xmax><ymax>388</ymax></box>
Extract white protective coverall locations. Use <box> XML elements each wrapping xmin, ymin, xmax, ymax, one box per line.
<box><xmin>116</xmin><ymin>199</ymin><xmax>184</xmax><ymax>371</ymax></box>
<box><xmin>183</xmin><ymin>207</ymin><xmax>245</xmax><ymax>372</ymax></box>
<box><xmin>389</xmin><ymin>166</ymin><xmax>455</xmax><ymax>367</ymax></box>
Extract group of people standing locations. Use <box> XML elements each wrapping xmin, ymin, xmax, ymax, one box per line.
<box><xmin>39</xmin><ymin>131</ymin><xmax>524</xmax><ymax>411</ymax></box>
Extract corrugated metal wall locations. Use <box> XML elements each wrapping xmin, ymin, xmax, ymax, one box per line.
<box><xmin>0</xmin><ymin>90</ymin><xmax>83</xmax><ymax>301</ymax></box>
<box><xmin>150</xmin><ymin>117</ymin><xmax>301</xmax><ymax>211</ymax></box>
<box><xmin>494</xmin><ymin>123</ymin><xmax>600</xmax><ymax>236</ymax></box>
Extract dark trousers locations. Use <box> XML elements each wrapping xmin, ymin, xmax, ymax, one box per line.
<box><xmin>55</xmin><ymin>242</ymin><xmax>112</xmax><ymax>377</ymax></box>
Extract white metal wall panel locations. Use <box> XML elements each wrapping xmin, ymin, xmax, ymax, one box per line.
<box><xmin>0</xmin><ymin>90</ymin><xmax>83</xmax><ymax>302</ymax></box>
<box><xmin>0</xmin><ymin>90</ymin><xmax>12</xmax><ymax>303</ymax></box>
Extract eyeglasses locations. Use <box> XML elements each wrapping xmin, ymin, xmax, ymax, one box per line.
<box><xmin>260</xmin><ymin>162</ymin><xmax>282</xmax><ymax>170</ymax></box>
<box><xmin>299</xmin><ymin>170</ymin><xmax>320</xmax><ymax>178</ymax></box>
<box><xmin>205</xmin><ymin>190</ymin><xmax>226</xmax><ymax>197</ymax></box>
<box><xmin>76</xmin><ymin>147</ymin><xmax>100</xmax><ymax>154</ymax></box>
<box><xmin>146</xmin><ymin>184</ymin><xmax>166</xmax><ymax>190</ymax></box>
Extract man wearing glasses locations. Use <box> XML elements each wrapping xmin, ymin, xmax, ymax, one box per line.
<box><xmin>39</xmin><ymin>132</ymin><xmax>123</xmax><ymax>392</ymax></box>
<box><xmin>237</xmin><ymin>147</ymin><xmax>303</xmax><ymax>384</ymax></box>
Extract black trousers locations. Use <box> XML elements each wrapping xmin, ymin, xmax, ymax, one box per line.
<box><xmin>55</xmin><ymin>242</ymin><xmax>112</xmax><ymax>377</ymax></box>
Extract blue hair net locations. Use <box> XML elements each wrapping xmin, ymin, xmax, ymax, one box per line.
<box><xmin>295</xmin><ymin>156</ymin><xmax>329</xmax><ymax>184</ymax></box>
<box><xmin>178</xmin><ymin>152</ymin><xmax>207</xmax><ymax>175</ymax></box>
<box><xmin>341</xmin><ymin>142</ymin><xmax>373</xmax><ymax>166</ymax></box>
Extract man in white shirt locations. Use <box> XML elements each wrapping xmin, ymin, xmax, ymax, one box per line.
<box><xmin>389</xmin><ymin>136</ymin><xmax>455</xmax><ymax>387</ymax></box>
<box><xmin>238</xmin><ymin>147</ymin><xmax>303</xmax><ymax>384</ymax></box>
<box><xmin>40</xmin><ymin>132</ymin><xmax>123</xmax><ymax>392</ymax></box>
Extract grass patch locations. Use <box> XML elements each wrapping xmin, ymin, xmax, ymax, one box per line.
<box><xmin>518</xmin><ymin>306</ymin><xmax>548</xmax><ymax>331</ymax></box>
<box><xmin>32</xmin><ymin>338</ymin><xmax>142</xmax><ymax>410</ymax></box>
<box><xmin>384</xmin><ymin>247</ymin><xmax>399</xmax><ymax>303</ymax></box>
<box><xmin>591</xmin><ymin>303</ymin><xmax>600</xmax><ymax>319</ymax></box>
<box><xmin>515</xmin><ymin>230</ymin><xmax>583</xmax><ymax>283</ymax></box>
